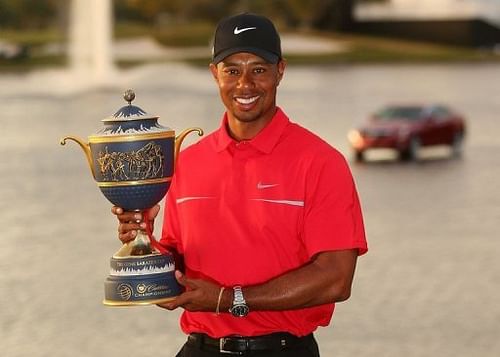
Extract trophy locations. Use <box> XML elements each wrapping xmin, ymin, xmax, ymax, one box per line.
<box><xmin>60</xmin><ymin>89</ymin><xmax>203</xmax><ymax>306</ymax></box>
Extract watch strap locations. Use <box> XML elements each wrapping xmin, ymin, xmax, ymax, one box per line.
<box><xmin>232</xmin><ymin>285</ymin><xmax>246</xmax><ymax>304</ymax></box>
<box><xmin>229</xmin><ymin>285</ymin><xmax>249</xmax><ymax>317</ymax></box>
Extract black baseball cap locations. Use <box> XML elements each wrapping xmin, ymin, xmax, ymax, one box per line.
<box><xmin>212</xmin><ymin>13</ymin><xmax>282</xmax><ymax>64</ymax></box>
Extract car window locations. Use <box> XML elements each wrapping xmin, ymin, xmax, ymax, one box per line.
<box><xmin>375</xmin><ymin>106</ymin><xmax>423</xmax><ymax>121</ymax></box>
<box><xmin>430</xmin><ymin>106</ymin><xmax>450</xmax><ymax>120</ymax></box>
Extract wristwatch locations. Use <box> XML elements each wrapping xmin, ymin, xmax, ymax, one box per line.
<box><xmin>229</xmin><ymin>286</ymin><xmax>249</xmax><ymax>317</ymax></box>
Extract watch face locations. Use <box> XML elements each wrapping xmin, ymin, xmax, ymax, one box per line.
<box><xmin>231</xmin><ymin>304</ymin><xmax>249</xmax><ymax>317</ymax></box>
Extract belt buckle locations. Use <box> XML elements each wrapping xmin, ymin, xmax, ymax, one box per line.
<box><xmin>219</xmin><ymin>337</ymin><xmax>242</xmax><ymax>355</ymax></box>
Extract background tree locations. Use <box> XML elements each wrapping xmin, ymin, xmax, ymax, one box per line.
<box><xmin>0</xmin><ymin>0</ymin><xmax>58</xmax><ymax>29</ymax></box>
<box><xmin>0</xmin><ymin>0</ymin><xmax>389</xmax><ymax>32</ymax></box>
<box><xmin>311</xmin><ymin>0</ymin><xmax>388</xmax><ymax>32</ymax></box>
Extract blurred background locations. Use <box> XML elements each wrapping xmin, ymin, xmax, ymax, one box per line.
<box><xmin>1</xmin><ymin>1</ymin><xmax>499</xmax><ymax>356</ymax></box>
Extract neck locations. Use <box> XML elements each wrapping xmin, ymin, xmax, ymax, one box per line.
<box><xmin>226</xmin><ymin>121</ymin><xmax>264</xmax><ymax>141</ymax></box>
<box><xmin>226</xmin><ymin>108</ymin><xmax>277</xmax><ymax>141</ymax></box>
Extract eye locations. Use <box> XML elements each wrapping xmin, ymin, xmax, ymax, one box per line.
<box><xmin>254</xmin><ymin>67</ymin><xmax>266</xmax><ymax>74</ymax></box>
<box><xmin>224</xmin><ymin>68</ymin><xmax>239</xmax><ymax>75</ymax></box>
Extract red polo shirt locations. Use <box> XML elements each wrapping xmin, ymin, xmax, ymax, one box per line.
<box><xmin>161</xmin><ymin>108</ymin><xmax>367</xmax><ymax>338</ymax></box>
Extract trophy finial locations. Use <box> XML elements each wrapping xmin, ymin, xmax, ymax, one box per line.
<box><xmin>123</xmin><ymin>89</ymin><xmax>136</xmax><ymax>105</ymax></box>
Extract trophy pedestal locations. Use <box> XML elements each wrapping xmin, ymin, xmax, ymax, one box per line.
<box><xmin>104</xmin><ymin>252</ymin><xmax>181</xmax><ymax>306</ymax></box>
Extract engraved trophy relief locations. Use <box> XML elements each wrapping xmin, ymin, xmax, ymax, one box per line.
<box><xmin>60</xmin><ymin>89</ymin><xmax>203</xmax><ymax>305</ymax></box>
<box><xmin>97</xmin><ymin>142</ymin><xmax>165</xmax><ymax>182</ymax></box>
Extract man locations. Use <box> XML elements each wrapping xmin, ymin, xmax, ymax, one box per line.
<box><xmin>114</xmin><ymin>13</ymin><xmax>367</xmax><ymax>357</ymax></box>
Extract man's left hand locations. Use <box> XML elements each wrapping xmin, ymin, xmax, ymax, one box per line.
<box><xmin>157</xmin><ymin>271</ymin><xmax>222</xmax><ymax>312</ymax></box>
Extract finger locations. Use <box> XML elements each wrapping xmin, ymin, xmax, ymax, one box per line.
<box><xmin>157</xmin><ymin>301</ymin><xmax>178</xmax><ymax>310</ymax></box>
<box><xmin>175</xmin><ymin>270</ymin><xmax>189</xmax><ymax>287</ymax></box>
<box><xmin>118</xmin><ymin>222</ymin><xmax>146</xmax><ymax>234</ymax></box>
<box><xmin>148</xmin><ymin>205</ymin><xmax>161</xmax><ymax>220</ymax></box>
<box><xmin>111</xmin><ymin>207</ymin><xmax>139</xmax><ymax>221</ymax></box>
<box><xmin>157</xmin><ymin>295</ymin><xmax>182</xmax><ymax>310</ymax></box>
<box><xmin>114</xmin><ymin>211</ymin><xmax>142</xmax><ymax>224</ymax></box>
<box><xmin>168</xmin><ymin>290</ymin><xmax>191</xmax><ymax>309</ymax></box>
<box><xmin>127</xmin><ymin>212</ymin><xmax>143</xmax><ymax>223</ymax></box>
<box><xmin>118</xmin><ymin>230</ymin><xmax>137</xmax><ymax>244</ymax></box>
<box><xmin>111</xmin><ymin>206</ymin><xmax>123</xmax><ymax>215</ymax></box>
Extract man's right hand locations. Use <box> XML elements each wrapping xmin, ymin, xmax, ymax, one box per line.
<box><xmin>111</xmin><ymin>205</ymin><xmax>160</xmax><ymax>244</ymax></box>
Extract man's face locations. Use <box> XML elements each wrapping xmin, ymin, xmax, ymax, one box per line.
<box><xmin>210</xmin><ymin>52</ymin><xmax>286</xmax><ymax>126</ymax></box>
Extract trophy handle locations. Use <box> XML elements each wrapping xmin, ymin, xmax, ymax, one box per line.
<box><xmin>174</xmin><ymin>127</ymin><xmax>204</xmax><ymax>164</ymax></box>
<box><xmin>60</xmin><ymin>136</ymin><xmax>95</xmax><ymax>179</ymax></box>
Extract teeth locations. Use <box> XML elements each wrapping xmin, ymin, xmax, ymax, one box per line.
<box><xmin>236</xmin><ymin>96</ymin><xmax>258</xmax><ymax>105</ymax></box>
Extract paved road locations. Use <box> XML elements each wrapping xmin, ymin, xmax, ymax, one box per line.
<box><xmin>1</xmin><ymin>62</ymin><xmax>499</xmax><ymax>357</ymax></box>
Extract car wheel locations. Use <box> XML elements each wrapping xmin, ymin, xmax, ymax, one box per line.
<box><xmin>354</xmin><ymin>150</ymin><xmax>365</xmax><ymax>162</ymax></box>
<box><xmin>400</xmin><ymin>137</ymin><xmax>421</xmax><ymax>161</ymax></box>
<box><xmin>451</xmin><ymin>132</ymin><xmax>464</xmax><ymax>157</ymax></box>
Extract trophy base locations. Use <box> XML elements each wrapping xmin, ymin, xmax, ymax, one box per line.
<box><xmin>103</xmin><ymin>295</ymin><xmax>176</xmax><ymax>307</ymax></box>
<box><xmin>104</xmin><ymin>253</ymin><xmax>181</xmax><ymax>307</ymax></box>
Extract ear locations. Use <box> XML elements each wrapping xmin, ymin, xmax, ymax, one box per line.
<box><xmin>276</xmin><ymin>59</ymin><xmax>287</xmax><ymax>86</ymax></box>
<box><xmin>209</xmin><ymin>63</ymin><xmax>219</xmax><ymax>82</ymax></box>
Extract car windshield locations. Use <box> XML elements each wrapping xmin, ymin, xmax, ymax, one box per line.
<box><xmin>375</xmin><ymin>106</ymin><xmax>423</xmax><ymax>121</ymax></box>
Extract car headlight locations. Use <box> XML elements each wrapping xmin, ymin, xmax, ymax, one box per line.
<box><xmin>348</xmin><ymin>129</ymin><xmax>364</xmax><ymax>148</ymax></box>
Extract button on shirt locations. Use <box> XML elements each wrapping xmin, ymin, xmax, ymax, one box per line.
<box><xmin>161</xmin><ymin>108</ymin><xmax>367</xmax><ymax>338</ymax></box>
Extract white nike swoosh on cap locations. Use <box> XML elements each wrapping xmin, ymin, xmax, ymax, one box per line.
<box><xmin>234</xmin><ymin>26</ymin><xmax>257</xmax><ymax>35</ymax></box>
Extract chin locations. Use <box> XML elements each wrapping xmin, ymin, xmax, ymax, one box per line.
<box><xmin>233</xmin><ymin>109</ymin><xmax>262</xmax><ymax>123</ymax></box>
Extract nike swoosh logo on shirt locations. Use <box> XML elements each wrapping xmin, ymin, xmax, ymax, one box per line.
<box><xmin>251</xmin><ymin>199</ymin><xmax>304</xmax><ymax>207</ymax></box>
<box><xmin>234</xmin><ymin>26</ymin><xmax>257</xmax><ymax>35</ymax></box>
<box><xmin>257</xmin><ymin>182</ymin><xmax>279</xmax><ymax>189</ymax></box>
<box><xmin>176</xmin><ymin>196</ymin><xmax>215</xmax><ymax>204</ymax></box>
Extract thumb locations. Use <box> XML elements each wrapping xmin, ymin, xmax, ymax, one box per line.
<box><xmin>148</xmin><ymin>204</ymin><xmax>160</xmax><ymax>220</ymax></box>
<box><xmin>175</xmin><ymin>270</ymin><xmax>187</xmax><ymax>286</ymax></box>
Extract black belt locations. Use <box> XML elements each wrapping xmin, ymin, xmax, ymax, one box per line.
<box><xmin>188</xmin><ymin>332</ymin><xmax>313</xmax><ymax>355</ymax></box>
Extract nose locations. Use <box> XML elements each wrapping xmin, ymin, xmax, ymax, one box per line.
<box><xmin>237</xmin><ymin>69</ymin><xmax>255</xmax><ymax>89</ymax></box>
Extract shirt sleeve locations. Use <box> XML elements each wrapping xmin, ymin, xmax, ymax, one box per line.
<box><xmin>302</xmin><ymin>150</ymin><xmax>367</xmax><ymax>257</ymax></box>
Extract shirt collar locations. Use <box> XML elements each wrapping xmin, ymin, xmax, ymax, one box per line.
<box><xmin>214</xmin><ymin>107</ymin><xmax>289</xmax><ymax>154</ymax></box>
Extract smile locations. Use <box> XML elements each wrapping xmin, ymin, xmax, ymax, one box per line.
<box><xmin>235</xmin><ymin>96</ymin><xmax>259</xmax><ymax>105</ymax></box>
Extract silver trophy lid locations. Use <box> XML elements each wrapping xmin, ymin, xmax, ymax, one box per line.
<box><xmin>102</xmin><ymin>89</ymin><xmax>160</xmax><ymax>122</ymax></box>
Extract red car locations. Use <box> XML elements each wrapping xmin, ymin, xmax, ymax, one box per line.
<box><xmin>348</xmin><ymin>104</ymin><xmax>466</xmax><ymax>161</ymax></box>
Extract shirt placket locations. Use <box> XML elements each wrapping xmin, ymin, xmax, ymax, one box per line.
<box><xmin>225</xmin><ymin>141</ymin><xmax>254</xmax><ymax>207</ymax></box>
